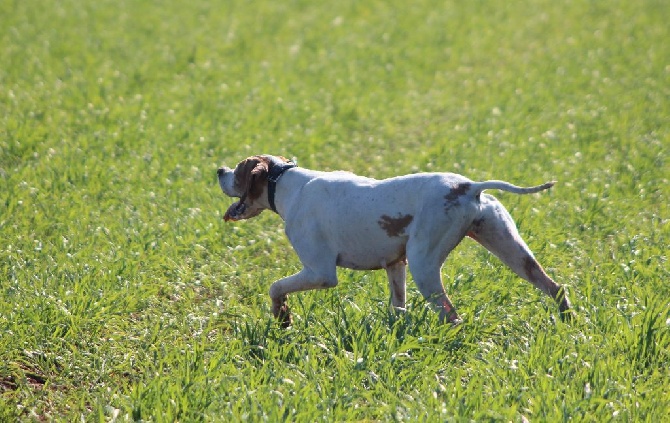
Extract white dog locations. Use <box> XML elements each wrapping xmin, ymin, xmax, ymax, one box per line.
<box><xmin>217</xmin><ymin>154</ymin><xmax>571</xmax><ymax>326</ymax></box>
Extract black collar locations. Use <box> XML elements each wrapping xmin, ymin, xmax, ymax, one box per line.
<box><xmin>265</xmin><ymin>157</ymin><xmax>296</xmax><ymax>214</ymax></box>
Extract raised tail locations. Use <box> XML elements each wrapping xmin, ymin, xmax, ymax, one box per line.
<box><xmin>470</xmin><ymin>180</ymin><xmax>556</xmax><ymax>196</ymax></box>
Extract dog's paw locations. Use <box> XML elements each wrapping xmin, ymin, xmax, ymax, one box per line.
<box><xmin>272</xmin><ymin>296</ymin><xmax>293</xmax><ymax>328</ymax></box>
<box><xmin>450</xmin><ymin>317</ymin><xmax>464</xmax><ymax>326</ymax></box>
<box><xmin>559</xmin><ymin>308</ymin><xmax>575</xmax><ymax>323</ymax></box>
<box><xmin>278</xmin><ymin>308</ymin><xmax>293</xmax><ymax>329</ymax></box>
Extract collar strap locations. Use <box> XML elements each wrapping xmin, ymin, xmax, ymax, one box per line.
<box><xmin>266</xmin><ymin>159</ymin><xmax>296</xmax><ymax>214</ymax></box>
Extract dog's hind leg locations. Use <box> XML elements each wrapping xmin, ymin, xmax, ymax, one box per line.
<box><xmin>409</xmin><ymin>265</ymin><xmax>461</xmax><ymax>324</ymax></box>
<box><xmin>467</xmin><ymin>195</ymin><xmax>572</xmax><ymax>318</ymax></box>
<box><xmin>385</xmin><ymin>261</ymin><xmax>407</xmax><ymax>310</ymax></box>
<box><xmin>406</xmin><ymin>231</ymin><xmax>467</xmax><ymax>324</ymax></box>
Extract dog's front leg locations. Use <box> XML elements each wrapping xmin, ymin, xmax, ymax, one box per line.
<box><xmin>269</xmin><ymin>267</ymin><xmax>338</xmax><ymax>328</ymax></box>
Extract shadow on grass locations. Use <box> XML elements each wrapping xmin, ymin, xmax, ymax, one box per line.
<box><xmin>228</xmin><ymin>293</ymin><xmax>485</xmax><ymax>367</ymax></box>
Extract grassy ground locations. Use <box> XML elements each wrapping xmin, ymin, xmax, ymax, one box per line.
<box><xmin>1</xmin><ymin>0</ymin><xmax>668</xmax><ymax>420</ymax></box>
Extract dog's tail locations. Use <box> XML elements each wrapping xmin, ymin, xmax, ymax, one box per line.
<box><xmin>470</xmin><ymin>180</ymin><xmax>556</xmax><ymax>196</ymax></box>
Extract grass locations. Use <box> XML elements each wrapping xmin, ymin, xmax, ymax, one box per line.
<box><xmin>1</xmin><ymin>0</ymin><xmax>669</xmax><ymax>420</ymax></box>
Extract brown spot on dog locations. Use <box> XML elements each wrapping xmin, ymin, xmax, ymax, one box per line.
<box><xmin>523</xmin><ymin>255</ymin><xmax>541</xmax><ymax>280</ymax></box>
<box><xmin>444</xmin><ymin>182</ymin><xmax>471</xmax><ymax>202</ymax></box>
<box><xmin>467</xmin><ymin>217</ymin><xmax>486</xmax><ymax>239</ymax></box>
<box><xmin>444</xmin><ymin>182</ymin><xmax>471</xmax><ymax>212</ymax></box>
<box><xmin>378</xmin><ymin>214</ymin><xmax>414</xmax><ymax>237</ymax></box>
<box><xmin>471</xmin><ymin>216</ymin><xmax>485</xmax><ymax>229</ymax></box>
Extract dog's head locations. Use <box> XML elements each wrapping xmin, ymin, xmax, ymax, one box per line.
<box><xmin>217</xmin><ymin>155</ymin><xmax>292</xmax><ymax>221</ymax></box>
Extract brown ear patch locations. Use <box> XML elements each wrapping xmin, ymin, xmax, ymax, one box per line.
<box><xmin>233</xmin><ymin>156</ymin><xmax>270</xmax><ymax>202</ymax></box>
<box><xmin>378</xmin><ymin>214</ymin><xmax>414</xmax><ymax>237</ymax></box>
<box><xmin>233</xmin><ymin>158</ymin><xmax>257</xmax><ymax>196</ymax></box>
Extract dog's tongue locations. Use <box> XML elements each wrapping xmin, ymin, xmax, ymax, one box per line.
<box><xmin>223</xmin><ymin>201</ymin><xmax>246</xmax><ymax>222</ymax></box>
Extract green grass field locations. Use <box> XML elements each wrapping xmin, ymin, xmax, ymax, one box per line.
<box><xmin>1</xmin><ymin>0</ymin><xmax>669</xmax><ymax>420</ymax></box>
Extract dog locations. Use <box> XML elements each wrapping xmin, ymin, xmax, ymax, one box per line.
<box><xmin>217</xmin><ymin>154</ymin><xmax>571</xmax><ymax>327</ymax></box>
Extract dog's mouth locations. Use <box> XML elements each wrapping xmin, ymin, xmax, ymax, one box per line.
<box><xmin>223</xmin><ymin>201</ymin><xmax>247</xmax><ymax>222</ymax></box>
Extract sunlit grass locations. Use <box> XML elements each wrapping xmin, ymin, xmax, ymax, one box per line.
<box><xmin>1</xmin><ymin>0</ymin><xmax>668</xmax><ymax>420</ymax></box>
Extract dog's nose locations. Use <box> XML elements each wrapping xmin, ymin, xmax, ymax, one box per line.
<box><xmin>217</xmin><ymin>167</ymin><xmax>225</xmax><ymax>177</ymax></box>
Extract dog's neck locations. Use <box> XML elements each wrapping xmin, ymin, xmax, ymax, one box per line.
<box><xmin>264</xmin><ymin>157</ymin><xmax>297</xmax><ymax>214</ymax></box>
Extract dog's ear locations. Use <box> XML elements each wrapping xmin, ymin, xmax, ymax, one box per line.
<box><xmin>234</xmin><ymin>156</ymin><xmax>269</xmax><ymax>202</ymax></box>
<box><xmin>247</xmin><ymin>158</ymin><xmax>269</xmax><ymax>201</ymax></box>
